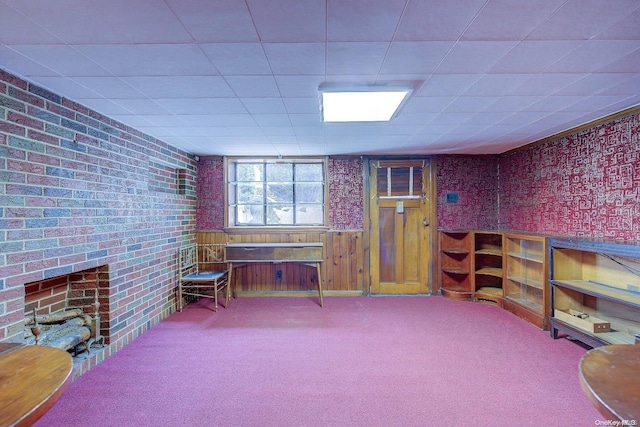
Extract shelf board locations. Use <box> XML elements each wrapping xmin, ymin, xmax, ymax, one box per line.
<box><xmin>506</xmin><ymin>251</ymin><xmax>543</xmax><ymax>263</ymax></box>
<box><xmin>507</xmin><ymin>275</ymin><xmax>543</xmax><ymax>289</ymax></box>
<box><xmin>475</xmin><ymin>267</ymin><xmax>503</xmax><ymax>277</ymax></box>
<box><xmin>476</xmin><ymin>286</ymin><xmax>503</xmax><ymax>296</ymax></box>
<box><xmin>442</xmin><ymin>249</ymin><xmax>470</xmax><ymax>255</ymax></box>
<box><xmin>442</xmin><ymin>268</ymin><xmax>470</xmax><ymax>275</ymax></box>
<box><xmin>552</xmin><ymin>318</ymin><xmax>636</xmax><ymax>345</ymax></box>
<box><xmin>551</xmin><ymin>280</ymin><xmax>640</xmax><ymax>306</ymax></box>
<box><xmin>475</xmin><ymin>249</ymin><xmax>502</xmax><ymax>256</ymax></box>
<box><xmin>505</xmin><ymin>296</ymin><xmax>543</xmax><ymax>312</ymax></box>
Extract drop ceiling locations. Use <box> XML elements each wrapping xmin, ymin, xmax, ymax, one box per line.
<box><xmin>1</xmin><ymin>0</ymin><xmax>639</xmax><ymax>157</ymax></box>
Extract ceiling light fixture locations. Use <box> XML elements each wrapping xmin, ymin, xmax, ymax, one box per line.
<box><xmin>319</xmin><ymin>83</ymin><xmax>413</xmax><ymax>123</ymax></box>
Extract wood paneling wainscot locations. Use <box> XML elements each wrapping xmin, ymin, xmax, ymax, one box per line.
<box><xmin>196</xmin><ymin>230</ymin><xmax>364</xmax><ymax>296</ymax></box>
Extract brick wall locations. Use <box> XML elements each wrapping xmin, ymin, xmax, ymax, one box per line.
<box><xmin>0</xmin><ymin>69</ymin><xmax>197</xmax><ymax>359</ymax></box>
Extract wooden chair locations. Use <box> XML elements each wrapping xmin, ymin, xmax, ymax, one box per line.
<box><xmin>178</xmin><ymin>244</ymin><xmax>231</xmax><ymax>311</ymax></box>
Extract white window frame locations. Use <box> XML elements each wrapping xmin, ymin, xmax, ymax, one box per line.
<box><xmin>225</xmin><ymin>157</ymin><xmax>329</xmax><ymax>229</ymax></box>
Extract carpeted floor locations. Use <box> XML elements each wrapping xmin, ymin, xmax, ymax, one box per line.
<box><xmin>35</xmin><ymin>296</ymin><xmax>604</xmax><ymax>426</ymax></box>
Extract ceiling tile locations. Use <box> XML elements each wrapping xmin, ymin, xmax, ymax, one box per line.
<box><xmin>527</xmin><ymin>0</ymin><xmax>640</xmax><ymax>40</ymax></box>
<box><xmin>436</xmin><ymin>41</ymin><xmax>519</xmax><ymax>74</ymax></box>
<box><xmin>283</xmin><ymin>98</ymin><xmax>321</xmax><ymax>114</ymax></box>
<box><xmin>240</xmin><ymin>98</ymin><xmax>287</xmax><ymax>114</ymax></box>
<box><xmin>394</xmin><ymin>0</ymin><xmax>487</xmax><ymax>41</ymax></box>
<box><xmin>463</xmin><ymin>74</ymin><xmax>532</xmax><ymax>96</ymax></box>
<box><xmin>29</xmin><ymin>76</ymin><xmax>101</xmax><ymax>99</ymax></box>
<box><xmin>380</xmin><ymin>42</ymin><xmax>454</xmax><ymax>74</ymax></box>
<box><xmin>274</xmin><ymin>75</ymin><xmax>326</xmax><ymax>98</ymax></box>
<box><xmin>554</xmin><ymin>73</ymin><xmax>637</xmax><ymax>96</ymax></box>
<box><xmin>200</xmin><ymin>43</ymin><xmax>270</xmax><ymax>75</ymax></box>
<box><xmin>327</xmin><ymin>0</ymin><xmax>406</xmax><ymax>41</ymax></box>
<box><xmin>461</xmin><ymin>0</ymin><xmax>561</xmax><ymax>40</ymax></box>
<box><xmin>70</xmin><ymin>77</ymin><xmax>147</xmax><ymax>99</ymax></box>
<box><xmin>545</xmin><ymin>40</ymin><xmax>640</xmax><ymax>73</ymax></box>
<box><xmin>155</xmin><ymin>98</ymin><xmax>247</xmax><ymax>115</ymax></box>
<box><xmin>263</xmin><ymin>43</ymin><xmax>325</xmax><ymax>75</ymax></box>
<box><xmin>106</xmin><ymin>99</ymin><xmax>171</xmax><ymax>115</ymax></box>
<box><xmin>167</xmin><ymin>0</ymin><xmax>258</xmax><ymax>42</ymax></box>
<box><xmin>6</xmin><ymin>45</ymin><xmax>109</xmax><ymax>77</ymax></box>
<box><xmin>442</xmin><ymin>96</ymin><xmax>500</xmax><ymax>113</ymax></box>
<box><xmin>594</xmin><ymin>7</ymin><xmax>640</xmax><ymax>40</ymax></box>
<box><xmin>508</xmin><ymin>74</ymin><xmax>587</xmax><ymax>96</ymax></box>
<box><xmin>0</xmin><ymin>46</ymin><xmax>67</xmax><ymax>77</ymax></box>
<box><xmin>489</xmin><ymin>40</ymin><xmax>583</xmax><ymax>74</ymax></box>
<box><xmin>595</xmin><ymin>49</ymin><xmax>640</xmax><ymax>73</ymax></box>
<box><xmin>123</xmin><ymin>76</ymin><xmax>235</xmax><ymax>98</ymax></box>
<box><xmin>8</xmin><ymin>0</ymin><xmax>191</xmax><ymax>44</ymax></box>
<box><xmin>251</xmin><ymin>114</ymin><xmax>291</xmax><ymax>127</ymax></box>
<box><xmin>225</xmin><ymin>76</ymin><xmax>281</xmax><ymax>97</ymax></box>
<box><xmin>246</xmin><ymin>0</ymin><xmax>326</xmax><ymax>42</ymax></box>
<box><xmin>76</xmin><ymin>44</ymin><xmax>218</xmax><ymax>76</ymax></box>
<box><xmin>0</xmin><ymin>3</ymin><xmax>60</xmax><ymax>44</ymax></box>
<box><xmin>416</xmin><ymin>75</ymin><xmax>480</xmax><ymax>97</ymax></box>
<box><xmin>327</xmin><ymin>42</ymin><xmax>389</xmax><ymax>75</ymax></box>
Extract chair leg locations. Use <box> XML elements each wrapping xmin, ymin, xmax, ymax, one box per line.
<box><xmin>213</xmin><ymin>282</ymin><xmax>218</xmax><ymax>312</ymax></box>
<box><xmin>177</xmin><ymin>285</ymin><xmax>183</xmax><ymax>312</ymax></box>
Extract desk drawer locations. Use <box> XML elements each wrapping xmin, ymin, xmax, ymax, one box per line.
<box><xmin>226</xmin><ymin>245</ymin><xmax>323</xmax><ymax>262</ymax></box>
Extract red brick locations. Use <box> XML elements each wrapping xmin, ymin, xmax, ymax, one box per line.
<box><xmin>7</xmin><ymin>159</ymin><xmax>45</xmax><ymax>174</ymax></box>
<box><xmin>0</xmin><ymin>121</ymin><xmax>26</xmax><ymax>137</ymax></box>
<box><xmin>7</xmin><ymin>111</ymin><xmax>44</xmax><ymax>130</ymax></box>
<box><xmin>28</xmin><ymin>129</ymin><xmax>60</xmax><ymax>145</ymax></box>
<box><xmin>0</xmin><ymin>70</ymin><xmax>28</xmax><ymax>89</ymax></box>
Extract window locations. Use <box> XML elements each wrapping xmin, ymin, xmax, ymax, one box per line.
<box><xmin>227</xmin><ymin>158</ymin><xmax>326</xmax><ymax>227</ymax></box>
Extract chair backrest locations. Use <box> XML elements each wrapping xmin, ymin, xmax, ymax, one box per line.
<box><xmin>179</xmin><ymin>244</ymin><xmax>228</xmax><ymax>278</ymax></box>
<box><xmin>179</xmin><ymin>244</ymin><xmax>198</xmax><ymax>278</ymax></box>
<box><xmin>198</xmin><ymin>244</ymin><xmax>227</xmax><ymax>272</ymax></box>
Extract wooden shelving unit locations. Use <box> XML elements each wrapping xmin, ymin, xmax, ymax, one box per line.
<box><xmin>503</xmin><ymin>233</ymin><xmax>548</xmax><ymax>329</ymax></box>
<box><xmin>439</xmin><ymin>230</ymin><xmax>473</xmax><ymax>300</ymax></box>
<box><xmin>549</xmin><ymin>237</ymin><xmax>640</xmax><ymax>347</ymax></box>
<box><xmin>473</xmin><ymin>231</ymin><xmax>504</xmax><ymax>306</ymax></box>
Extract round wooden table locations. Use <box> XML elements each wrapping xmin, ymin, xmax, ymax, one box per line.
<box><xmin>0</xmin><ymin>343</ymin><xmax>73</xmax><ymax>426</ymax></box>
<box><xmin>579</xmin><ymin>344</ymin><xmax>640</xmax><ymax>422</ymax></box>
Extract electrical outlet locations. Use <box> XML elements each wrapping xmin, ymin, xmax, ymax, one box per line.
<box><xmin>276</xmin><ymin>270</ymin><xmax>282</xmax><ymax>280</ymax></box>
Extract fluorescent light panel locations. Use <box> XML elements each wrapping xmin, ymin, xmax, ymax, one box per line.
<box><xmin>321</xmin><ymin>90</ymin><xmax>410</xmax><ymax>122</ymax></box>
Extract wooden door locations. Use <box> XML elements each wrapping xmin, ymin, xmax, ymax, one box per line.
<box><xmin>370</xmin><ymin>160</ymin><xmax>431</xmax><ymax>294</ymax></box>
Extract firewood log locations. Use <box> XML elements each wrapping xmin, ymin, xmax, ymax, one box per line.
<box><xmin>24</xmin><ymin>308</ymin><xmax>84</xmax><ymax>325</ymax></box>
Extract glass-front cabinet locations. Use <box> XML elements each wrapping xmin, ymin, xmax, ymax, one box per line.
<box><xmin>549</xmin><ymin>237</ymin><xmax>640</xmax><ymax>347</ymax></box>
<box><xmin>503</xmin><ymin>233</ymin><xmax>548</xmax><ymax>329</ymax></box>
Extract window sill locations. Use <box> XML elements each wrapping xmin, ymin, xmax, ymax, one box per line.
<box><xmin>223</xmin><ymin>226</ymin><xmax>329</xmax><ymax>234</ymax></box>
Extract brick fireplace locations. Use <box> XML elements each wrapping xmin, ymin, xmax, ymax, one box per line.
<box><xmin>24</xmin><ymin>265</ymin><xmax>111</xmax><ymax>345</ymax></box>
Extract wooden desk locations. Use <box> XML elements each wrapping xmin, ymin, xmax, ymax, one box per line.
<box><xmin>226</xmin><ymin>242</ymin><xmax>324</xmax><ymax>307</ymax></box>
<box><xmin>0</xmin><ymin>343</ymin><xmax>73</xmax><ymax>426</ymax></box>
<box><xmin>579</xmin><ymin>344</ymin><xmax>640</xmax><ymax>422</ymax></box>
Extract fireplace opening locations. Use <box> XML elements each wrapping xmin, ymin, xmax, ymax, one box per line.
<box><xmin>23</xmin><ymin>265</ymin><xmax>110</xmax><ymax>356</ymax></box>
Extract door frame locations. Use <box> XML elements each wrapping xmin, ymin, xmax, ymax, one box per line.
<box><xmin>362</xmin><ymin>156</ymin><xmax>438</xmax><ymax>295</ymax></box>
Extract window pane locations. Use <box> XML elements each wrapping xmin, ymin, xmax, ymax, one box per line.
<box><xmin>236</xmin><ymin>163</ymin><xmax>263</xmax><ymax>182</ymax></box>
<box><xmin>295</xmin><ymin>204</ymin><xmax>324</xmax><ymax>225</ymax></box>
<box><xmin>237</xmin><ymin>205</ymin><xmax>264</xmax><ymax>225</ymax></box>
<box><xmin>237</xmin><ymin>183</ymin><xmax>263</xmax><ymax>204</ymax></box>
<box><xmin>266</xmin><ymin>163</ymin><xmax>292</xmax><ymax>181</ymax></box>
<box><xmin>267</xmin><ymin>183</ymin><xmax>293</xmax><ymax>203</ymax></box>
<box><xmin>295</xmin><ymin>183</ymin><xmax>323</xmax><ymax>203</ymax></box>
<box><xmin>267</xmin><ymin>204</ymin><xmax>293</xmax><ymax>225</ymax></box>
<box><xmin>295</xmin><ymin>163</ymin><xmax>323</xmax><ymax>181</ymax></box>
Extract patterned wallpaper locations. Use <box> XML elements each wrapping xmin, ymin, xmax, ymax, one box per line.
<box><xmin>328</xmin><ymin>157</ymin><xmax>364</xmax><ymax>230</ymax></box>
<box><xmin>196</xmin><ymin>157</ymin><xmax>364</xmax><ymax>231</ymax></box>
<box><xmin>436</xmin><ymin>155</ymin><xmax>500</xmax><ymax>230</ymax></box>
<box><xmin>500</xmin><ymin>110</ymin><xmax>640</xmax><ymax>241</ymax></box>
<box><xmin>196</xmin><ymin>157</ymin><xmax>224</xmax><ymax>230</ymax></box>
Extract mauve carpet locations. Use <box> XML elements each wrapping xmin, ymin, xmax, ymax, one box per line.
<box><xmin>35</xmin><ymin>296</ymin><xmax>603</xmax><ymax>427</ymax></box>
